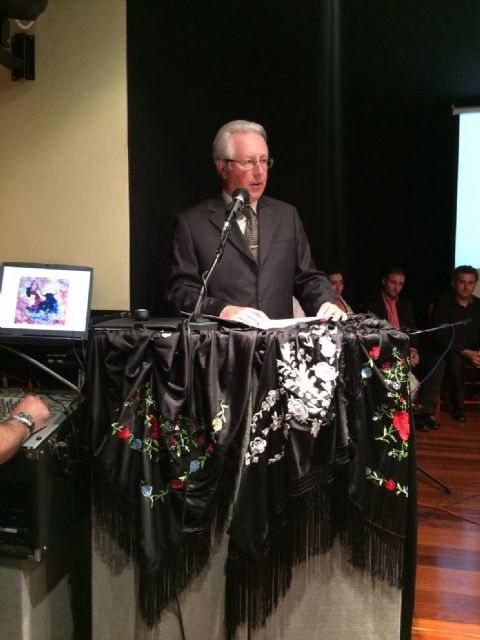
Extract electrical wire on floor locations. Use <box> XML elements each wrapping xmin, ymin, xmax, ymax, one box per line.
<box><xmin>417</xmin><ymin>502</ymin><xmax>480</xmax><ymax>525</ymax></box>
<box><xmin>418</xmin><ymin>479</ymin><xmax>480</xmax><ymax>525</ymax></box>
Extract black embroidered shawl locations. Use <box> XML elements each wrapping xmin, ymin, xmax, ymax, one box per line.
<box><xmin>88</xmin><ymin>316</ymin><xmax>414</xmax><ymax>637</ymax></box>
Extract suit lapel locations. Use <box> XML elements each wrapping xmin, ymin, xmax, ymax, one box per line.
<box><xmin>208</xmin><ymin>197</ymin><xmax>256</xmax><ymax>263</ymax></box>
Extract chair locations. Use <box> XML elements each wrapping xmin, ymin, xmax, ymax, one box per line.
<box><xmin>437</xmin><ymin>363</ymin><xmax>480</xmax><ymax>414</ymax></box>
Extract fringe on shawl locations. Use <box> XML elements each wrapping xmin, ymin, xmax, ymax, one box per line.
<box><xmin>93</xmin><ymin>461</ymin><xmax>137</xmax><ymax>558</ymax></box>
<box><xmin>340</xmin><ymin>499</ymin><xmax>406</xmax><ymax>589</ymax></box>
<box><xmin>93</xmin><ymin>444</ymin><xmax>243</xmax><ymax>628</ymax></box>
<box><xmin>139</xmin><ymin>531</ymin><xmax>212</xmax><ymax>627</ymax></box>
<box><xmin>225</xmin><ymin>466</ymin><xmax>335</xmax><ymax>640</ymax></box>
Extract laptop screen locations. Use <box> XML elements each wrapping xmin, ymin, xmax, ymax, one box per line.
<box><xmin>0</xmin><ymin>262</ymin><xmax>93</xmax><ymax>341</ymax></box>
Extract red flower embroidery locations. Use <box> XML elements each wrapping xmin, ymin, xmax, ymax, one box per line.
<box><xmin>148</xmin><ymin>415</ymin><xmax>160</xmax><ymax>439</ymax></box>
<box><xmin>207</xmin><ymin>443</ymin><xmax>214</xmax><ymax>454</ymax></box>
<box><xmin>381</xmin><ymin>362</ymin><xmax>391</xmax><ymax>371</ymax></box>
<box><xmin>385</xmin><ymin>479</ymin><xmax>396</xmax><ymax>491</ymax></box>
<box><xmin>393</xmin><ymin>410</ymin><xmax>410</xmax><ymax>441</ymax></box>
<box><xmin>170</xmin><ymin>437</ymin><xmax>177</xmax><ymax>444</ymax></box>
<box><xmin>195</xmin><ymin>435</ymin><xmax>205</xmax><ymax>447</ymax></box>
<box><xmin>169</xmin><ymin>479</ymin><xmax>185</xmax><ymax>490</ymax></box>
<box><xmin>118</xmin><ymin>427</ymin><xmax>131</xmax><ymax>439</ymax></box>
<box><xmin>369</xmin><ymin>346</ymin><xmax>380</xmax><ymax>359</ymax></box>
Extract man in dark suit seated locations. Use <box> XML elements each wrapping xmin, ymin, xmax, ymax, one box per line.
<box><xmin>167</xmin><ymin>119</ymin><xmax>346</xmax><ymax>326</ymax></box>
<box><xmin>432</xmin><ymin>265</ymin><xmax>480</xmax><ymax>422</ymax></box>
<box><xmin>366</xmin><ymin>267</ymin><xmax>420</xmax><ymax>364</ymax></box>
<box><xmin>366</xmin><ymin>267</ymin><xmax>445</xmax><ymax>431</ymax></box>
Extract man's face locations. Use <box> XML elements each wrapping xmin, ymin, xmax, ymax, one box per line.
<box><xmin>215</xmin><ymin>132</ymin><xmax>269</xmax><ymax>203</ymax></box>
<box><xmin>453</xmin><ymin>272</ymin><xmax>477</xmax><ymax>302</ymax></box>
<box><xmin>382</xmin><ymin>273</ymin><xmax>405</xmax><ymax>299</ymax></box>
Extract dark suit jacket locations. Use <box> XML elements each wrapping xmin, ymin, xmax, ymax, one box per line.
<box><xmin>167</xmin><ymin>195</ymin><xmax>335</xmax><ymax>319</ymax></box>
<box><xmin>366</xmin><ymin>293</ymin><xmax>419</xmax><ymax>347</ymax></box>
<box><xmin>366</xmin><ymin>293</ymin><xmax>417</xmax><ymax>330</ymax></box>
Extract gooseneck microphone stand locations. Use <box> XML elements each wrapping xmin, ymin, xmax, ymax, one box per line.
<box><xmin>408</xmin><ymin>320</ymin><xmax>471</xmax><ymax>494</ymax></box>
<box><xmin>171</xmin><ymin>188</ymin><xmax>250</xmax><ymax>639</ymax></box>
<box><xmin>187</xmin><ymin>187</ymin><xmax>250</xmax><ymax>329</ymax></box>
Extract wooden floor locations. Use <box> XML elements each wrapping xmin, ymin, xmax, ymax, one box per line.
<box><xmin>412</xmin><ymin>406</ymin><xmax>480</xmax><ymax>639</ymax></box>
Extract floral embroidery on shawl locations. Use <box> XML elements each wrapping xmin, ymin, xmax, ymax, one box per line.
<box><xmin>111</xmin><ymin>385</ymin><xmax>229</xmax><ymax>506</ymax></box>
<box><xmin>363</xmin><ymin>345</ymin><xmax>410</xmax><ymax>497</ymax></box>
<box><xmin>245</xmin><ymin>324</ymin><xmax>340</xmax><ymax>466</ymax></box>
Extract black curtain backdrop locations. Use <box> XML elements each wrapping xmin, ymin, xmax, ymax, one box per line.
<box><xmin>127</xmin><ymin>0</ymin><xmax>480</xmax><ymax>323</ymax></box>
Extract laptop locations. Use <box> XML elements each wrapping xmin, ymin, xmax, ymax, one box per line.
<box><xmin>0</xmin><ymin>262</ymin><xmax>93</xmax><ymax>342</ymax></box>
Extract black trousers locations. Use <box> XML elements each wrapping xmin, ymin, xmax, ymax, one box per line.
<box><xmin>446</xmin><ymin>352</ymin><xmax>473</xmax><ymax>412</ymax></box>
<box><xmin>413</xmin><ymin>351</ymin><xmax>446</xmax><ymax>415</ymax></box>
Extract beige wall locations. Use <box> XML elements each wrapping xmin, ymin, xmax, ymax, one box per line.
<box><xmin>0</xmin><ymin>0</ymin><xmax>129</xmax><ymax>310</ymax></box>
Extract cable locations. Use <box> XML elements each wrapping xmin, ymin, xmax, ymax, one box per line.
<box><xmin>416</xmin><ymin>326</ymin><xmax>455</xmax><ymax>387</ymax></box>
<box><xmin>417</xmin><ymin>501</ymin><xmax>480</xmax><ymax>526</ymax></box>
<box><xmin>0</xmin><ymin>344</ymin><xmax>80</xmax><ymax>393</ymax></box>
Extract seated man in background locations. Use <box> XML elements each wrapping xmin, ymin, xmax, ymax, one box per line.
<box><xmin>0</xmin><ymin>395</ymin><xmax>50</xmax><ymax>464</ymax></box>
<box><xmin>366</xmin><ymin>267</ymin><xmax>420</xmax><ymax>364</ymax></box>
<box><xmin>366</xmin><ymin>267</ymin><xmax>444</xmax><ymax>431</ymax></box>
<box><xmin>432</xmin><ymin>265</ymin><xmax>480</xmax><ymax>422</ymax></box>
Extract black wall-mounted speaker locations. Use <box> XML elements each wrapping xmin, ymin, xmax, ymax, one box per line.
<box><xmin>0</xmin><ymin>0</ymin><xmax>48</xmax><ymax>21</ymax></box>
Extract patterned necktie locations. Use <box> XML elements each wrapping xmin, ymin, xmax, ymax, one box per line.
<box><xmin>243</xmin><ymin>206</ymin><xmax>259</xmax><ymax>261</ymax></box>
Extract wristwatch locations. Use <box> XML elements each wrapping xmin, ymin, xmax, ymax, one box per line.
<box><xmin>12</xmin><ymin>411</ymin><xmax>36</xmax><ymax>436</ymax></box>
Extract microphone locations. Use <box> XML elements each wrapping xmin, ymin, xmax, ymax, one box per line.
<box><xmin>189</xmin><ymin>188</ymin><xmax>250</xmax><ymax>323</ymax></box>
<box><xmin>408</xmin><ymin>318</ymin><xmax>472</xmax><ymax>336</ymax></box>
<box><xmin>222</xmin><ymin>188</ymin><xmax>250</xmax><ymax>234</ymax></box>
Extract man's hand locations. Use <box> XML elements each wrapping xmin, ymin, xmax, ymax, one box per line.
<box><xmin>13</xmin><ymin>395</ymin><xmax>50</xmax><ymax>433</ymax></box>
<box><xmin>461</xmin><ymin>349</ymin><xmax>480</xmax><ymax>367</ymax></box>
<box><xmin>316</xmin><ymin>302</ymin><xmax>347</xmax><ymax>322</ymax></box>
<box><xmin>1</xmin><ymin>395</ymin><xmax>50</xmax><ymax>464</ymax></box>
<box><xmin>220</xmin><ymin>305</ymin><xmax>270</xmax><ymax>327</ymax></box>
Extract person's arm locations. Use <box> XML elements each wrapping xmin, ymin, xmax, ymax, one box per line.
<box><xmin>0</xmin><ymin>395</ymin><xmax>50</xmax><ymax>464</ymax></box>
<box><xmin>167</xmin><ymin>213</ymin><xmax>234</xmax><ymax>317</ymax></box>
<box><xmin>459</xmin><ymin>348</ymin><xmax>480</xmax><ymax>367</ymax></box>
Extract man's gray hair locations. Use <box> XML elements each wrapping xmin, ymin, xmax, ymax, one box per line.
<box><xmin>212</xmin><ymin>120</ymin><xmax>268</xmax><ymax>160</ymax></box>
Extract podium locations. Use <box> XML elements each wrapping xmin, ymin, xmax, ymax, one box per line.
<box><xmin>88</xmin><ymin>317</ymin><xmax>416</xmax><ymax>640</ymax></box>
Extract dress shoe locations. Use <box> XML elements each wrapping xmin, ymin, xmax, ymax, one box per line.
<box><xmin>425</xmin><ymin>414</ymin><xmax>440</xmax><ymax>430</ymax></box>
<box><xmin>452</xmin><ymin>410</ymin><xmax>465</xmax><ymax>422</ymax></box>
<box><xmin>414</xmin><ymin>414</ymin><xmax>431</xmax><ymax>431</ymax></box>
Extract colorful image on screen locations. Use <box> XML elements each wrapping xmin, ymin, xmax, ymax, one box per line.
<box><xmin>14</xmin><ymin>277</ymin><xmax>70</xmax><ymax>326</ymax></box>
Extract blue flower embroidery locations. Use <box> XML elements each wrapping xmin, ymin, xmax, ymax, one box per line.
<box><xmin>141</xmin><ymin>484</ymin><xmax>153</xmax><ymax>497</ymax></box>
<box><xmin>189</xmin><ymin>459</ymin><xmax>200</xmax><ymax>473</ymax></box>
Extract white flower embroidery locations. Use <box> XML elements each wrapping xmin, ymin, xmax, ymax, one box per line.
<box><xmin>250</xmin><ymin>437</ymin><xmax>267</xmax><ymax>455</ymax></box>
<box><xmin>268</xmin><ymin>452</ymin><xmax>284</xmax><ymax>464</ymax></box>
<box><xmin>320</xmin><ymin>337</ymin><xmax>337</xmax><ymax>358</ymax></box>
<box><xmin>314</xmin><ymin>361</ymin><xmax>337</xmax><ymax>382</ymax></box>
<box><xmin>245</xmin><ymin>324</ymin><xmax>340</xmax><ymax>465</ymax></box>
<box><xmin>310</xmin><ymin>418</ymin><xmax>321</xmax><ymax>437</ymax></box>
<box><xmin>287</xmin><ymin>398</ymin><xmax>309</xmax><ymax>423</ymax></box>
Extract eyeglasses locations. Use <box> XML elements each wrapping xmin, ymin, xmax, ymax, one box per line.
<box><xmin>223</xmin><ymin>157</ymin><xmax>274</xmax><ymax>170</ymax></box>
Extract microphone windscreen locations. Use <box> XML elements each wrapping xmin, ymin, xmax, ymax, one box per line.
<box><xmin>232</xmin><ymin>188</ymin><xmax>250</xmax><ymax>204</ymax></box>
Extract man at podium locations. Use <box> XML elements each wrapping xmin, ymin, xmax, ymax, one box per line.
<box><xmin>167</xmin><ymin>119</ymin><xmax>346</xmax><ymax>326</ymax></box>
